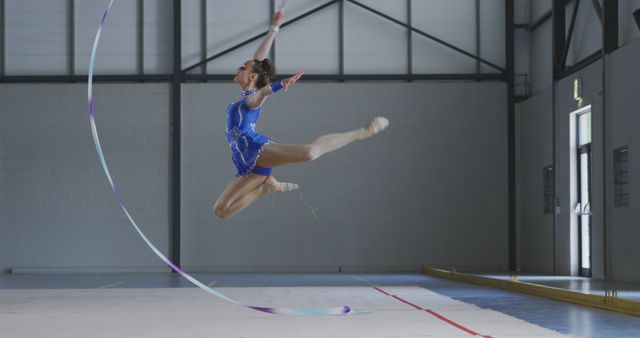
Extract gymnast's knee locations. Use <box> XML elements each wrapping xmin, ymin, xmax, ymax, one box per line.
<box><xmin>213</xmin><ymin>202</ymin><xmax>231</xmax><ymax>220</ymax></box>
<box><xmin>303</xmin><ymin>145</ymin><xmax>321</xmax><ymax>162</ymax></box>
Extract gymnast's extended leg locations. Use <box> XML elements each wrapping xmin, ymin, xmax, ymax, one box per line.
<box><xmin>255</xmin><ymin>117</ymin><xmax>389</xmax><ymax>168</ymax></box>
<box><xmin>213</xmin><ymin>117</ymin><xmax>388</xmax><ymax>220</ymax></box>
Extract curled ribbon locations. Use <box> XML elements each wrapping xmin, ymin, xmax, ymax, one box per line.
<box><xmin>88</xmin><ymin>0</ymin><xmax>363</xmax><ymax>316</ymax></box>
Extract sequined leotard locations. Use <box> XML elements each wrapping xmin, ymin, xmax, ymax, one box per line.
<box><xmin>225</xmin><ymin>89</ymin><xmax>273</xmax><ymax>177</ymax></box>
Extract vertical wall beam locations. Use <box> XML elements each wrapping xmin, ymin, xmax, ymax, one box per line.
<box><xmin>200</xmin><ymin>0</ymin><xmax>207</xmax><ymax>75</ymax></box>
<box><xmin>171</xmin><ymin>0</ymin><xmax>182</xmax><ymax>270</ymax></box>
<box><xmin>138</xmin><ymin>0</ymin><xmax>144</xmax><ymax>76</ymax></box>
<box><xmin>475</xmin><ymin>0</ymin><xmax>481</xmax><ymax>74</ymax></box>
<box><xmin>407</xmin><ymin>0</ymin><xmax>412</xmax><ymax>78</ymax></box>
<box><xmin>269</xmin><ymin>0</ymin><xmax>276</xmax><ymax>63</ymax></box>
<box><xmin>550</xmin><ymin>0</ymin><xmax>564</xmax><ymax>275</ymax></box>
<box><xmin>338</xmin><ymin>0</ymin><xmax>344</xmax><ymax>79</ymax></box>
<box><xmin>69</xmin><ymin>0</ymin><xmax>75</xmax><ymax>76</ymax></box>
<box><xmin>603</xmin><ymin>0</ymin><xmax>618</xmax><ymax>53</ymax></box>
<box><xmin>552</xmin><ymin>0</ymin><xmax>566</xmax><ymax>75</ymax></box>
<box><xmin>506</xmin><ymin>0</ymin><xmax>516</xmax><ymax>271</ymax></box>
<box><xmin>601</xmin><ymin>0</ymin><xmax>618</xmax><ymax>279</ymax></box>
<box><xmin>1</xmin><ymin>0</ymin><xmax>6</xmax><ymax>76</ymax></box>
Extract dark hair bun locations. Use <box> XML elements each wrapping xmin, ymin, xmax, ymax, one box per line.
<box><xmin>260</xmin><ymin>59</ymin><xmax>276</xmax><ymax>78</ymax></box>
<box><xmin>252</xmin><ymin>58</ymin><xmax>277</xmax><ymax>88</ymax></box>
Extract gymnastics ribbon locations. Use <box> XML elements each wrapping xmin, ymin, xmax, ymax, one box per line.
<box><xmin>88</xmin><ymin>0</ymin><xmax>360</xmax><ymax>316</ymax></box>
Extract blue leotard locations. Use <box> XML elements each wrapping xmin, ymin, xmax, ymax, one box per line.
<box><xmin>225</xmin><ymin>89</ymin><xmax>273</xmax><ymax>177</ymax></box>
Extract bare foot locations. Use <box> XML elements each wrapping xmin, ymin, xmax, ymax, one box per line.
<box><xmin>264</xmin><ymin>176</ymin><xmax>299</xmax><ymax>192</ymax></box>
<box><xmin>364</xmin><ymin>116</ymin><xmax>390</xmax><ymax>138</ymax></box>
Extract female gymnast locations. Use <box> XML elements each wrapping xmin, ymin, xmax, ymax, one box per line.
<box><xmin>213</xmin><ymin>9</ymin><xmax>389</xmax><ymax>219</ymax></box>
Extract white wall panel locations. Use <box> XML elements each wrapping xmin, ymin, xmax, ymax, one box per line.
<box><xmin>515</xmin><ymin>0</ymin><xmax>530</xmax><ymax>25</ymax></box>
<box><xmin>358</xmin><ymin>0</ymin><xmax>407</xmax><ymax>23</ymax></box>
<box><xmin>530</xmin><ymin>0</ymin><xmax>552</xmax><ymax>22</ymax></box>
<box><xmin>5</xmin><ymin>0</ymin><xmax>68</xmax><ymax>75</ymax></box>
<box><xmin>480</xmin><ymin>0</ymin><xmax>505</xmax><ymax>72</ymax></box>
<box><xmin>143</xmin><ymin>0</ymin><xmax>172</xmax><ymax>74</ymax></box>
<box><xmin>278</xmin><ymin>3</ymin><xmax>339</xmax><ymax>74</ymax></box>
<box><xmin>567</xmin><ymin>1</ymin><xmax>601</xmax><ymax>65</ymax></box>
<box><xmin>181</xmin><ymin>0</ymin><xmax>203</xmax><ymax>73</ymax></box>
<box><xmin>412</xmin><ymin>0</ymin><xmax>475</xmax><ymax>59</ymax></box>
<box><xmin>344</xmin><ymin>2</ymin><xmax>406</xmax><ymax>74</ymax></box>
<box><xmin>2</xmin><ymin>0</ymin><xmax>512</xmax><ymax>76</ymax></box>
<box><xmin>411</xmin><ymin>34</ymin><xmax>475</xmax><ymax>73</ymax></box>
<box><xmin>205</xmin><ymin>0</ymin><xmax>269</xmax><ymax>73</ymax></box>
<box><xmin>0</xmin><ymin>84</ymin><xmax>171</xmax><ymax>272</ymax></box>
<box><xmin>530</xmin><ymin>20</ymin><xmax>552</xmax><ymax>94</ymax></box>
<box><xmin>75</xmin><ymin>0</ymin><xmax>137</xmax><ymax>75</ymax></box>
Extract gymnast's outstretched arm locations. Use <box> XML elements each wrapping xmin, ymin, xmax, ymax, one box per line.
<box><xmin>254</xmin><ymin>10</ymin><xmax>285</xmax><ymax>61</ymax></box>
<box><xmin>245</xmin><ymin>71</ymin><xmax>304</xmax><ymax>109</ymax></box>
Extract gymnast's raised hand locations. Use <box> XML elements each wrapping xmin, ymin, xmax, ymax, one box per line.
<box><xmin>213</xmin><ymin>7</ymin><xmax>389</xmax><ymax>220</ymax></box>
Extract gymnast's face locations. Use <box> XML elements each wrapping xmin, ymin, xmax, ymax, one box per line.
<box><xmin>234</xmin><ymin>60</ymin><xmax>258</xmax><ymax>88</ymax></box>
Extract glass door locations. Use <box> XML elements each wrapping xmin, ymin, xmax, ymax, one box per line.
<box><xmin>577</xmin><ymin>144</ymin><xmax>591</xmax><ymax>277</ymax></box>
<box><xmin>575</xmin><ymin>110</ymin><xmax>592</xmax><ymax>277</ymax></box>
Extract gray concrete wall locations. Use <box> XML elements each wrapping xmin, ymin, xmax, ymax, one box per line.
<box><xmin>517</xmin><ymin>33</ymin><xmax>640</xmax><ymax>283</ymax></box>
<box><xmin>516</xmin><ymin>87</ymin><xmax>554</xmax><ymax>274</ymax></box>
<box><xmin>607</xmin><ymin>37</ymin><xmax>640</xmax><ymax>281</ymax></box>
<box><xmin>1</xmin><ymin>81</ymin><xmax>508</xmax><ymax>273</ymax></box>
<box><xmin>181</xmin><ymin>82</ymin><xmax>509</xmax><ymax>272</ymax></box>
<box><xmin>0</xmin><ymin>84</ymin><xmax>171</xmax><ymax>273</ymax></box>
<box><xmin>517</xmin><ymin>62</ymin><xmax>605</xmax><ymax>278</ymax></box>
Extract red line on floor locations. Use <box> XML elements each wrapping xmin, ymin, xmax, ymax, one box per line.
<box><xmin>425</xmin><ymin>309</ymin><xmax>493</xmax><ymax>337</ymax></box>
<box><xmin>391</xmin><ymin>295</ymin><xmax>423</xmax><ymax>310</ymax></box>
<box><xmin>374</xmin><ymin>286</ymin><xmax>492</xmax><ymax>337</ymax></box>
<box><xmin>373</xmin><ymin>286</ymin><xmax>390</xmax><ymax>295</ymax></box>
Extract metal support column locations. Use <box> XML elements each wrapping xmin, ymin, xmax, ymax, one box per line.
<box><xmin>551</xmin><ymin>0</ymin><xmax>566</xmax><ymax>275</ymax></box>
<box><xmin>601</xmin><ymin>0</ymin><xmax>618</xmax><ymax>279</ymax></box>
<box><xmin>1</xmin><ymin>0</ymin><xmax>5</xmax><ymax>76</ymax></box>
<box><xmin>338</xmin><ymin>0</ymin><xmax>344</xmax><ymax>79</ymax></box>
<box><xmin>407</xmin><ymin>0</ymin><xmax>412</xmax><ymax>79</ymax></box>
<box><xmin>552</xmin><ymin>0</ymin><xmax>566</xmax><ymax>75</ymax></box>
<box><xmin>506</xmin><ymin>0</ymin><xmax>516</xmax><ymax>271</ymax></box>
<box><xmin>69</xmin><ymin>0</ymin><xmax>75</xmax><ymax>76</ymax></box>
<box><xmin>138</xmin><ymin>0</ymin><xmax>144</xmax><ymax>76</ymax></box>
<box><xmin>269</xmin><ymin>0</ymin><xmax>276</xmax><ymax>63</ymax></box>
<box><xmin>603</xmin><ymin>0</ymin><xmax>618</xmax><ymax>53</ymax></box>
<box><xmin>200</xmin><ymin>0</ymin><xmax>207</xmax><ymax>75</ymax></box>
<box><xmin>171</xmin><ymin>0</ymin><xmax>182</xmax><ymax>270</ymax></box>
<box><xmin>475</xmin><ymin>0</ymin><xmax>481</xmax><ymax>74</ymax></box>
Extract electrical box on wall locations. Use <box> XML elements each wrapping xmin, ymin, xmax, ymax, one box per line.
<box><xmin>543</xmin><ymin>166</ymin><xmax>554</xmax><ymax>214</ymax></box>
<box><xmin>613</xmin><ymin>146</ymin><xmax>629</xmax><ymax>207</ymax></box>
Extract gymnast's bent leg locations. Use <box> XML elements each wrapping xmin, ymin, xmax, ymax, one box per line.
<box><xmin>214</xmin><ymin>172</ymin><xmax>298</xmax><ymax>219</ymax></box>
<box><xmin>213</xmin><ymin>174</ymin><xmax>267</xmax><ymax>219</ymax></box>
